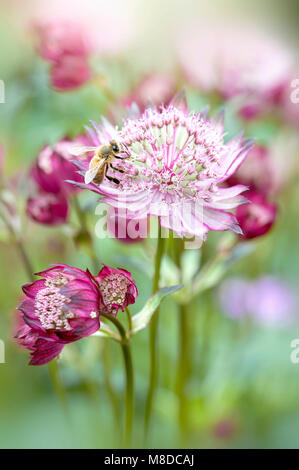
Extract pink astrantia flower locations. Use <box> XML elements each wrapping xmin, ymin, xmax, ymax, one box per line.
<box><xmin>16</xmin><ymin>264</ymin><xmax>101</xmax><ymax>365</ymax></box>
<box><xmin>235</xmin><ymin>190</ymin><xmax>277</xmax><ymax>240</ymax></box>
<box><xmin>70</xmin><ymin>97</ymin><xmax>253</xmax><ymax>239</ymax></box>
<box><xmin>95</xmin><ymin>264</ymin><xmax>138</xmax><ymax>315</ymax></box>
<box><xmin>26</xmin><ymin>192</ymin><xmax>68</xmax><ymax>225</ymax></box>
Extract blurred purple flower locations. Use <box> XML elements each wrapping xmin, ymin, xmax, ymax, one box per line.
<box><xmin>250</xmin><ymin>276</ymin><xmax>296</xmax><ymax>327</ymax></box>
<box><xmin>235</xmin><ymin>190</ymin><xmax>277</xmax><ymax>240</ymax></box>
<box><xmin>218</xmin><ymin>278</ymin><xmax>251</xmax><ymax>319</ymax></box>
<box><xmin>218</xmin><ymin>276</ymin><xmax>297</xmax><ymax>327</ymax></box>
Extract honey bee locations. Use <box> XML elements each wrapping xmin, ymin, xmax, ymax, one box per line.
<box><xmin>72</xmin><ymin>140</ymin><xmax>128</xmax><ymax>185</ymax></box>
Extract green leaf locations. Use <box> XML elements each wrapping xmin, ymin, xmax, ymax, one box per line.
<box><xmin>192</xmin><ymin>241</ymin><xmax>255</xmax><ymax>294</ymax></box>
<box><xmin>181</xmin><ymin>249</ymin><xmax>201</xmax><ymax>284</ymax></box>
<box><xmin>131</xmin><ymin>285</ymin><xmax>183</xmax><ymax>334</ymax></box>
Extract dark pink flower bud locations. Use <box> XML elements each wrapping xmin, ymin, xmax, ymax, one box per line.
<box><xmin>31</xmin><ymin>136</ymin><xmax>88</xmax><ymax>196</ymax></box>
<box><xmin>236</xmin><ymin>190</ymin><xmax>277</xmax><ymax>240</ymax></box>
<box><xmin>95</xmin><ymin>264</ymin><xmax>138</xmax><ymax>315</ymax></box>
<box><xmin>26</xmin><ymin>192</ymin><xmax>68</xmax><ymax>226</ymax></box>
<box><xmin>50</xmin><ymin>56</ymin><xmax>92</xmax><ymax>91</ymax></box>
<box><xmin>16</xmin><ymin>264</ymin><xmax>101</xmax><ymax>365</ymax></box>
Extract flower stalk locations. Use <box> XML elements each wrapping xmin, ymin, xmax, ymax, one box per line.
<box><xmin>144</xmin><ymin>223</ymin><xmax>165</xmax><ymax>440</ymax></box>
<box><xmin>101</xmin><ymin>313</ymin><xmax>134</xmax><ymax>448</ymax></box>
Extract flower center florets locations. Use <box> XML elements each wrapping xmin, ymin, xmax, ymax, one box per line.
<box><xmin>115</xmin><ymin>106</ymin><xmax>226</xmax><ymax>200</ymax></box>
<box><xmin>99</xmin><ymin>273</ymin><xmax>130</xmax><ymax>314</ymax></box>
<box><xmin>35</xmin><ymin>274</ymin><xmax>74</xmax><ymax>330</ymax></box>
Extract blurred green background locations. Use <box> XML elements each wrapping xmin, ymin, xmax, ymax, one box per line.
<box><xmin>0</xmin><ymin>0</ymin><xmax>299</xmax><ymax>449</ymax></box>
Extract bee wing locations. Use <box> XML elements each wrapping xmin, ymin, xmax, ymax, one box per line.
<box><xmin>85</xmin><ymin>158</ymin><xmax>106</xmax><ymax>184</ymax></box>
<box><xmin>69</xmin><ymin>146</ymin><xmax>97</xmax><ymax>157</ymax></box>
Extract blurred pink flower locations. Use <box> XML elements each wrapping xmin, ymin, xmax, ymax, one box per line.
<box><xmin>235</xmin><ymin>190</ymin><xmax>277</xmax><ymax>240</ymax></box>
<box><xmin>16</xmin><ymin>264</ymin><xmax>101</xmax><ymax>365</ymax></box>
<box><xmin>123</xmin><ymin>73</ymin><xmax>176</xmax><ymax>113</ymax></box>
<box><xmin>50</xmin><ymin>55</ymin><xmax>92</xmax><ymax>91</ymax></box>
<box><xmin>34</xmin><ymin>19</ymin><xmax>92</xmax><ymax>90</ymax></box>
<box><xmin>35</xmin><ymin>20</ymin><xmax>90</xmax><ymax>62</ymax></box>
<box><xmin>218</xmin><ymin>276</ymin><xmax>297</xmax><ymax>327</ymax></box>
<box><xmin>71</xmin><ymin>97</ymin><xmax>253</xmax><ymax>239</ymax></box>
<box><xmin>27</xmin><ymin>135</ymin><xmax>90</xmax><ymax>226</ymax></box>
<box><xmin>95</xmin><ymin>264</ymin><xmax>138</xmax><ymax>315</ymax></box>
<box><xmin>26</xmin><ymin>192</ymin><xmax>68</xmax><ymax>225</ymax></box>
<box><xmin>178</xmin><ymin>22</ymin><xmax>293</xmax><ymax>113</ymax></box>
<box><xmin>31</xmin><ymin>137</ymin><xmax>87</xmax><ymax>195</ymax></box>
<box><xmin>213</xmin><ymin>418</ymin><xmax>236</xmax><ymax>439</ymax></box>
<box><xmin>32</xmin><ymin>0</ymin><xmax>134</xmax><ymax>57</ymax></box>
<box><xmin>227</xmin><ymin>145</ymin><xmax>274</xmax><ymax>196</ymax></box>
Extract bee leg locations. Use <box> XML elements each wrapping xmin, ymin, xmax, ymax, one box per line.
<box><xmin>114</xmin><ymin>155</ymin><xmax>126</xmax><ymax>160</ymax></box>
<box><xmin>105</xmin><ymin>165</ymin><xmax>120</xmax><ymax>185</ymax></box>
<box><xmin>110</xmin><ymin>164</ymin><xmax>124</xmax><ymax>173</ymax></box>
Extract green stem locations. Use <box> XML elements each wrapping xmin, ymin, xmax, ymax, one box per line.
<box><xmin>177</xmin><ymin>303</ymin><xmax>191</xmax><ymax>442</ymax></box>
<box><xmin>125</xmin><ymin>307</ymin><xmax>133</xmax><ymax>332</ymax></box>
<box><xmin>102</xmin><ymin>342</ymin><xmax>122</xmax><ymax>443</ymax></box>
<box><xmin>48</xmin><ymin>361</ymin><xmax>69</xmax><ymax>417</ymax></box>
<box><xmin>144</xmin><ymin>223</ymin><xmax>165</xmax><ymax>441</ymax></box>
<box><xmin>102</xmin><ymin>313</ymin><xmax>134</xmax><ymax>448</ymax></box>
